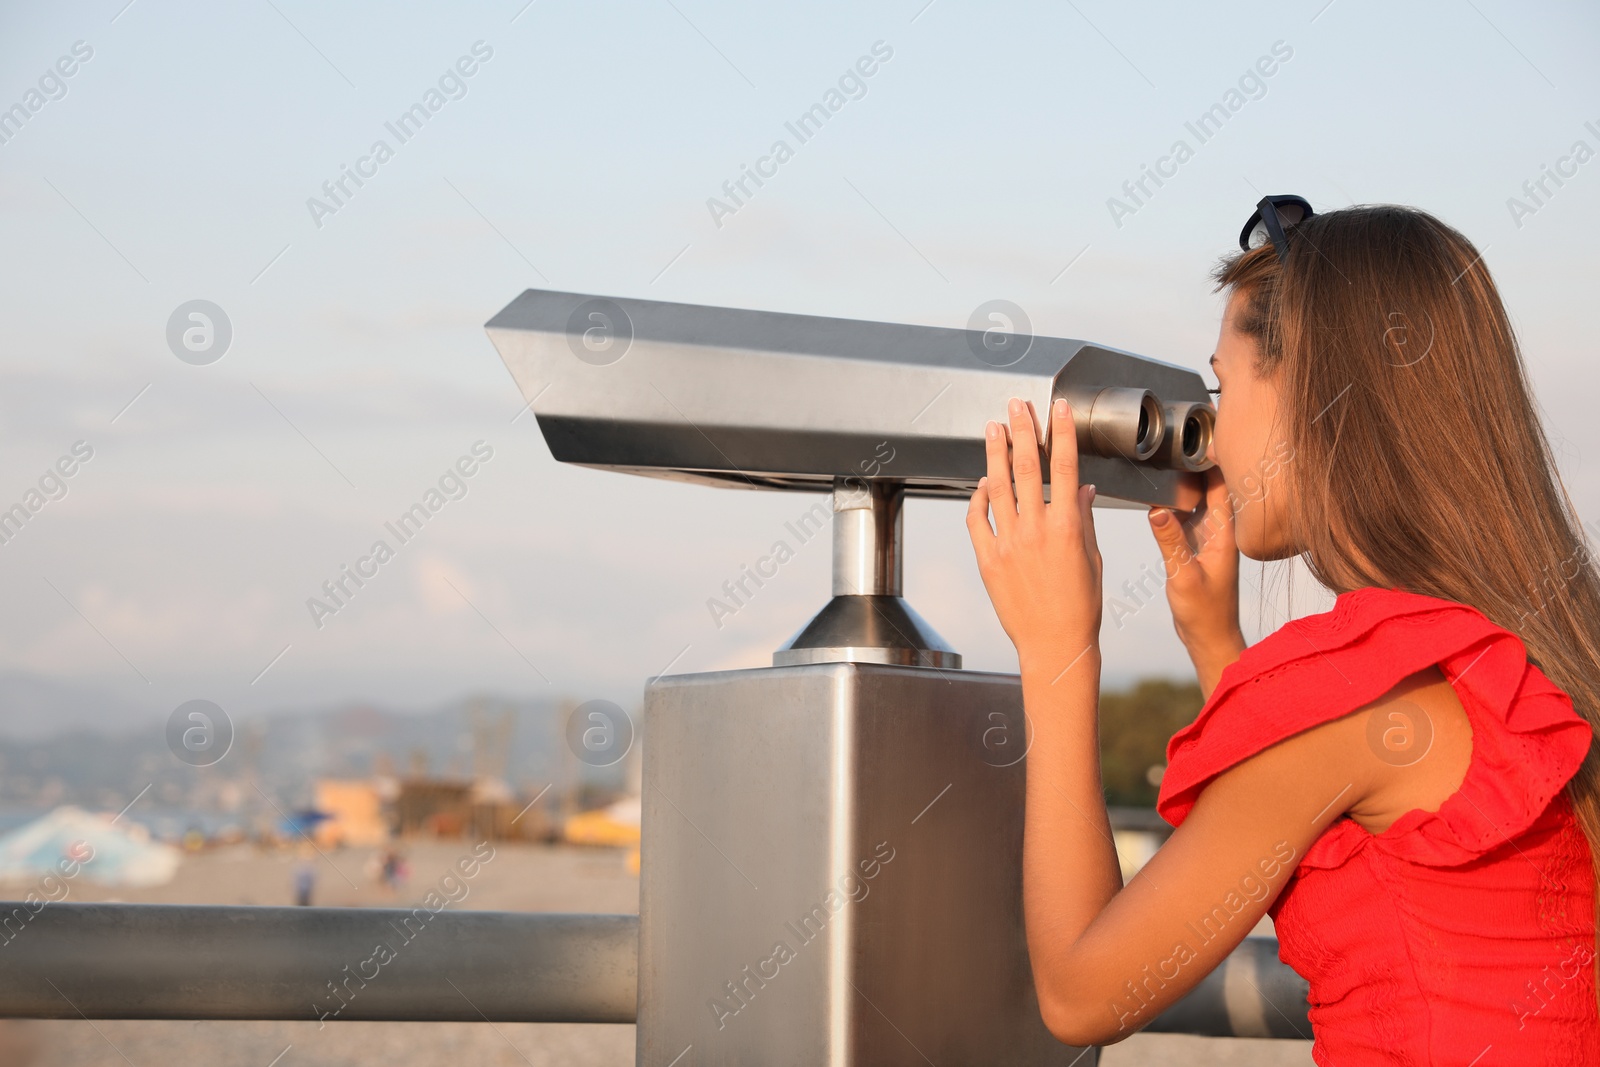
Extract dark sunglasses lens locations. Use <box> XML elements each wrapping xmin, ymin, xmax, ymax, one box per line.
<box><xmin>1275</xmin><ymin>202</ymin><xmax>1309</xmax><ymax>226</ymax></box>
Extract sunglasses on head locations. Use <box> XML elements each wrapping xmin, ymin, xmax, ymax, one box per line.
<box><xmin>1238</xmin><ymin>194</ymin><xmax>1315</xmax><ymax>262</ymax></box>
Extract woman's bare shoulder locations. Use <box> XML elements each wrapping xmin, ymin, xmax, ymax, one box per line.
<box><xmin>1342</xmin><ymin>666</ymin><xmax>1473</xmax><ymax>835</ymax></box>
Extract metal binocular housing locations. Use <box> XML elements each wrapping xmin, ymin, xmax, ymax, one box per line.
<box><xmin>486</xmin><ymin>289</ymin><xmax>1215</xmax><ymax>514</ymax></box>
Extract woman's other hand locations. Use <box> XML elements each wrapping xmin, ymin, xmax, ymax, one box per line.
<box><xmin>967</xmin><ymin>397</ymin><xmax>1102</xmax><ymax>678</ymax></box>
<box><xmin>1147</xmin><ymin>466</ymin><xmax>1246</xmax><ymax>698</ymax></box>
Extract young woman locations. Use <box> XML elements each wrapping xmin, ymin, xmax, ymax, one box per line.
<box><xmin>966</xmin><ymin>201</ymin><xmax>1600</xmax><ymax>1062</ymax></box>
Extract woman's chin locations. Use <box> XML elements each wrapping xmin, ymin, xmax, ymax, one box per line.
<box><xmin>1236</xmin><ymin>533</ymin><xmax>1301</xmax><ymax>563</ymax></box>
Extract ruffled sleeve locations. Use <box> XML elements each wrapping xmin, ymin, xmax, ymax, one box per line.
<box><xmin>1155</xmin><ymin>586</ymin><xmax>1593</xmax><ymax>870</ymax></box>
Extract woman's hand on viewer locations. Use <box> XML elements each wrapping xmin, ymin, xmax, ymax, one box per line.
<box><xmin>1147</xmin><ymin>466</ymin><xmax>1247</xmax><ymax>697</ymax></box>
<box><xmin>966</xmin><ymin>397</ymin><xmax>1102</xmax><ymax>677</ymax></box>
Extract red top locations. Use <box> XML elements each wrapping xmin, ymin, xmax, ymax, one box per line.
<box><xmin>1156</xmin><ymin>586</ymin><xmax>1599</xmax><ymax>1065</ymax></box>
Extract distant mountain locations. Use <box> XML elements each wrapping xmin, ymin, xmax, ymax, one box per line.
<box><xmin>0</xmin><ymin>672</ymin><xmax>163</xmax><ymax>740</ymax></box>
<box><xmin>0</xmin><ymin>685</ymin><xmax>624</xmax><ymax>816</ymax></box>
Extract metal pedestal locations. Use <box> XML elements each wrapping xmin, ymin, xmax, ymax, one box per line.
<box><xmin>637</xmin><ymin>661</ymin><xmax>1096</xmax><ymax>1066</ymax></box>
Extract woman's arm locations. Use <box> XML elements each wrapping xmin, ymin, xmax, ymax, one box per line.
<box><xmin>967</xmin><ymin>398</ymin><xmax>1384</xmax><ymax>1046</ymax></box>
<box><xmin>1038</xmin><ymin>705</ymin><xmax>1386</xmax><ymax>1045</ymax></box>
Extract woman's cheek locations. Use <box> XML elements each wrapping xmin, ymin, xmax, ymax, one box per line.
<box><xmin>1229</xmin><ymin>489</ymin><xmax>1275</xmax><ymax>561</ymax></box>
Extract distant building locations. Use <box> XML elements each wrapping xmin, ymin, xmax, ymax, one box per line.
<box><xmin>394</xmin><ymin>778</ymin><xmax>472</xmax><ymax>838</ymax></box>
<box><xmin>394</xmin><ymin>777</ymin><xmax>553</xmax><ymax>842</ymax></box>
<box><xmin>312</xmin><ymin>780</ymin><xmax>389</xmax><ymax>848</ymax></box>
<box><xmin>562</xmin><ymin>795</ymin><xmax>640</xmax><ymax>849</ymax></box>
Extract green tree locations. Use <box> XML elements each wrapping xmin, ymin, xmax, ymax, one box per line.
<box><xmin>1098</xmin><ymin>678</ymin><xmax>1205</xmax><ymax>807</ymax></box>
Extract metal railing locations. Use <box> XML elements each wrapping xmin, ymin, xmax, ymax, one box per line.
<box><xmin>1142</xmin><ymin>936</ymin><xmax>1310</xmax><ymax>1039</ymax></box>
<box><xmin>0</xmin><ymin>903</ymin><xmax>1308</xmax><ymax>1040</ymax></box>
<box><xmin>0</xmin><ymin>904</ymin><xmax>634</xmax><ymax>1023</ymax></box>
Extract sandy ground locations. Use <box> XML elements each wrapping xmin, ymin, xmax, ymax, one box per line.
<box><xmin>0</xmin><ymin>841</ymin><xmax>1313</xmax><ymax>1066</ymax></box>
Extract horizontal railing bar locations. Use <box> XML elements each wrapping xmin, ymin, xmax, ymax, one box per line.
<box><xmin>1105</xmin><ymin>806</ymin><xmax>1176</xmax><ymax>834</ymax></box>
<box><xmin>0</xmin><ymin>903</ymin><xmax>636</xmax><ymax>1024</ymax></box>
<box><xmin>1141</xmin><ymin>936</ymin><xmax>1312</xmax><ymax>1039</ymax></box>
<box><xmin>0</xmin><ymin>904</ymin><xmax>1308</xmax><ymax>1040</ymax></box>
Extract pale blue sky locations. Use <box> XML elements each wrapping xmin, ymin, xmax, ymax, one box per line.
<box><xmin>0</xmin><ymin>0</ymin><xmax>1596</xmax><ymax>721</ymax></box>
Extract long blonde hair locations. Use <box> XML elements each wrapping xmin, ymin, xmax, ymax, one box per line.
<box><xmin>1213</xmin><ymin>204</ymin><xmax>1600</xmax><ymax>1003</ymax></box>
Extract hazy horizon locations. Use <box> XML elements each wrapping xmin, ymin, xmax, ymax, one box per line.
<box><xmin>2</xmin><ymin>0</ymin><xmax>1597</xmax><ymax>729</ymax></box>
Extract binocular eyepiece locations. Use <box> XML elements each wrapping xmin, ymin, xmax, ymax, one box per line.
<box><xmin>1061</xmin><ymin>387</ymin><xmax>1213</xmax><ymax>473</ymax></box>
<box><xmin>1165</xmin><ymin>399</ymin><xmax>1216</xmax><ymax>472</ymax></box>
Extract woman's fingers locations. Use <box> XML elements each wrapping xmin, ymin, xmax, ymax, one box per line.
<box><xmin>1178</xmin><ymin>467</ymin><xmax>1235</xmax><ymax>558</ymax></box>
<box><xmin>1148</xmin><ymin>505</ymin><xmax>1195</xmax><ymax>578</ymax></box>
<box><xmin>1048</xmin><ymin>397</ymin><xmax>1081</xmax><ymax>502</ymax></box>
<box><xmin>966</xmin><ymin>477</ymin><xmax>995</xmax><ymax>562</ymax></box>
<box><xmin>984</xmin><ymin>419</ymin><xmax>1017</xmax><ymax>533</ymax></box>
<box><xmin>1079</xmin><ymin>483</ymin><xmax>1100</xmax><ymax>564</ymax></box>
<box><xmin>1007</xmin><ymin>398</ymin><xmax>1045</xmax><ymax>517</ymax></box>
